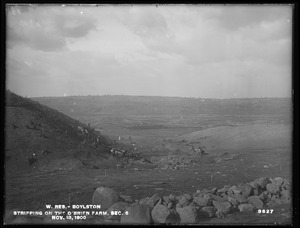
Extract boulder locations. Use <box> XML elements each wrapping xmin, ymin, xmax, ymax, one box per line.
<box><xmin>201</xmin><ymin>206</ymin><xmax>217</xmax><ymax>218</ymax></box>
<box><xmin>146</xmin><ymin>193</ymin><xmax>161</xmax><ymax>207</ymax></box>
<box><xmin>249</xmin><ymin>181</ymin><xmax>259</xmax><ymax>190</ymax></box>
<box><xmin>178</xmin><ymin>196</ymin><xmax>190</xmax><ymax>207</ymax></box>
<box><xmin>253</xmin><ymin>189</ymin><xmax>259</xmax><ymax>196</ymax></box>
<box><xmin>229</xmin><ymin>185</ymin><xmax>238</xmax><ymax>191</ymax></box>
<box><xmin>92</xmin><ymin>187</ymin><xmax>119</xmax><ymax>210</ymax></box>
<box><xmin>266</xmin><ymin>183</ymin><xmax>280</xmax><ymax>195</ymax></box>
<box><xmin>217</xmin><ymin>187</ymin><xmax>227</xmax><ymax>194</ymax></box>
<box><xmin>232</xmin><ymin>193</ymin><xmax>248</xmax><ymax>203</ymax></box>
<box><xmin>169</xmin><ymin>194</ymin><xmax>176</xmax><ymax>201</ymax></box>
<box><xmin>216</xmin><ymin>210</ymin><xmax>225</xmax><ymax>219</ymax></box>
<box><xmin>164</xmin><ymin>212</ymin><xmax>181</xmax><ymax>224</ymax></box>
<box><xmin>211</xmin><ymin>188</ymin><xmax>218</xmax><ymax>194</ymax></box>
<box><xmin>120</xmin><ymin>195</ymin><xmax>134</xmax><ymax>203</ymax></box>
<box><xmin>238</xmin><ymin>183</ymin><xmax>253</xmax><ymax>198</ymax></box>
<box><xmin>227</xmin><ymin>196</ymin><xmax>239</xmax><ymax>206</ymax></box>
<box><xmin>120</xmin><ymin>204</ymin><xmax>152</xmax><ymax>224</ymax></box>
<box><xmin>139</xmin><ymin>197</ymin><xmax>149</xmax><ymax>205</ymax></box>
<box><xmin>189</xmin><ymin>201</ymin><xmax>201</xmax><ymax>208</ymax></box>
<box><xmin>238</xmin><ymin>204</ymin><xmax>254</xmax><ymax>212</ymax></box>
<box><xmin>151</xmin><ymin>204</ymin><xmax>171</xmax><ymax>224</ymax></box>
<box><xmin>183</xmin><ymin>193</ymin><xmax>192</xmax><ymax>201</ymax></box>
<box><xmin>163</xmin><ymin>196</ymin><xmax>170</xmax><ymax>204</ymax></box>
<box><xmin>167</xmin><ymin>202</ymin><xmax>173</xmax><ymax>209</ymax></box>
<box><xmin>106</xmin><ymin>202</ymin><xmax>129</xmax><ymax>220</ymax></box>
<box><xmin>193</xmin><ymin>196</ymin><xmax>212</xmax><ymax>207</ymax></box>
<box><xmin>254</xmin><ymin>177</ymin><xmax>271</xmax><ymax>189</ymax></box>
<box><xmin>212</xmin><ymin>201</ymin><xmax>232</xmax><ymax>214</ymax></box>
<box><xmin>227</xmin><ymin>189</ymin><xmax>234</xmax><ymax>197</ymax></box>
<box><xmin>259</xmin><ymin>191</ymin><xmax>270</xmax><ymax>203</ymax></box>
<box><xmin>247</xmin><ymin>196</ymin><xmax>264</xmax><ymax>209</ymax></box>
<box><xmin>211</xmin><ymin>195</ymin><xmax>227</xmax><ymax>202</ymax></box>
<box><xmin>281</xmin><ymin>179</ymin><xmax>290</xmax><ymax>191</ymax></box>
<box><xmin>271</xmin><ymin>177</ymin><xmax>284</xmax><ymax>189</ymax></box>
<box><xmin>233</xmin><ymin>189</ymin><xmax>242</xmax><ymax>194</ymax></box>
<box><xmin>176</xmin><ymin>206</ymin><xmax>199</xmax><ymax>224</ymax></box>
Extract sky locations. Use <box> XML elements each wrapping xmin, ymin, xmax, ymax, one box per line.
<box><xmin>6</xmin><ymin>4</ymin><xmax>292</xmax><ymax>98</ymax></box>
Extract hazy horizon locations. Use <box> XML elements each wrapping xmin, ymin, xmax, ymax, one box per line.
<box><xmin>6</xmin><ymin>4</ymin><xmax>292</xmax><ymax>99</ymax></box>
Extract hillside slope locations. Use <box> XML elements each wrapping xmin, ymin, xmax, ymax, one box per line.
<box><xmin>5</xmin><ymin>91</ymin><xmax>113</xmax><ymax>175</ymax></box>
<box><xmin>31</xmin><ymin>95</ymin><xmax>292</xmax><ymax>117</ymax></box>
<box><xmin>175</xmin><ymin>123</ymin><xmax>291</xmax><ymax>153</ymax></box>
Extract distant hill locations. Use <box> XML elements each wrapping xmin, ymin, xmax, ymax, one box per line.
<box><xmin>5</xmin><ymin>91</ymin><xmax>114</xmax><ymax>175</ymax></box>
<box><xmin>31</xmin><ymin>95</ymin><xmax>292</xmax><ymax>117</ymax></box>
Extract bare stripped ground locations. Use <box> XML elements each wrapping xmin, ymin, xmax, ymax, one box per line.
<box><xmin>175</xmin><ymin>123</ymin><xmax>291</xmax><ymax>153</ymax></box>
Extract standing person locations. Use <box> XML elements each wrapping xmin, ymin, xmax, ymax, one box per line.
<box><xmin>199</xmin><ymin>146</ymin><xmax>206</xmax><ymax>155</ymax></box>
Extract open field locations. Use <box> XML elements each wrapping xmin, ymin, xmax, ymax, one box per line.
<box><xmin>5</xmin><ymin>95</ymin><xmax>293</xmax><ymax>225</ymax></box>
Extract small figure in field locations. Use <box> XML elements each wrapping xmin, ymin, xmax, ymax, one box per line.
<box><xmin>199</xmin><ymin>146</ymin><xmax>206</xmax><ymax>156</ymax></box>
<box><xmin>28</xmin><ymin>153</ymin><xmax>38</xmax><ymax>168</ymax></box>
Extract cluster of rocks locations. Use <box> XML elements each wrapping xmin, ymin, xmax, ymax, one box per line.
<box><xmin>150</xmin><ymin>155</ymin><xmax>198</xmax><ymax>169</ymax></box>
<box><xmin>213</xmin><ymin>152</ymin><xmax>241</xmax><ymax>164</ymax></box>
<box><xmin>91</xmin><ymin>177</ymin><xmax>291</xmax><ymax>224</ymax></box>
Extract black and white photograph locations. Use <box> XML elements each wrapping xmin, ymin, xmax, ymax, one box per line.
<box><xmin>4</xmin><ymin>4</ymin><xmax>294</xmax><ymax>225</ymax></box>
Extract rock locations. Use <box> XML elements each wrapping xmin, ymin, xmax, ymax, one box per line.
<box><xmin>164</xmin><ymin>212</ymin><xmax>181</xmax><ymax>224</ymax></box>
<box><xmin>232</xmin><ymin>194</ymin><xmax>248</xmax><ymax>203</ymax></box>
<box><xmin>106</xmin><ymin>202</ymin><xmax>129</xmax><ymax>220</ymax></box>
<box><xmin>146</xmin><ymin>193</ymin><xmax>161</xmax><ymax>207</ymax></box>
<box><xmin>211</xmin><ymin>195</ymin><xmax>227</xmax><ymax>202</ymax></box>
<box><xmin>176</xmin><ymin>206</ymin><xmax>199</xmax><ymax>224</ymax></box>
<box><xmin>281</xmin><ymin>179</ymin><xmax>290</xmax><ymax>191</ymax></box>
<box><xmin>238</xmin><ymin>183</ymin><xmax>253</xmax><ymax>198</ymax></box>
<box><xmin>183</xmin><ymin>193</ymin><xmax>192</xmax><ymax>201</ymax></box>
<box><xmin>193</xmin><ymin>196</ymin><xmax>212</xmax><ymax>207</ymax></box>
<box><xmin>220</xmin><ymin>192</ymin><xmax>227</xmax><ymax>197</ymax></box>
<box><xmin>120</xmin><ymin>195</ymin><xmax>134</xmax><ymax>203</ymax></box>
<box><xmin>151</xmin><ymin>204</ymin><xmax>171</xmax><ymax>224</ymax></box>
<box><xmin>178</xmin><ymin>196</ymin><xmax>190</xmax><ymax>207</ymax></box>
<box><xmin>120</xmin><ymin>204</ymin><xmax>152</xmax><ymax>224</ymax></box>
<box><xmin>238</xmin><ymin>204</ymin><xmax>254</xmax><ymax>212</ymax></box>
<box><xmin>217</xmin><ymin>187</ymin><xmax>227</xmax><ymax>194</ymax></box>
<box><xmin>229</xmin><ymin>185</ymin><xmax>238</xmax><ymax>191</ymax></box>
<box><xmin>163</xmin><ymin>196</ymin><xmax>170</xmax><ymax>204</ymax></box>
<box><xmin>176</xmin><ymin>203</ymin><xmax>182</xmax><ymax>209</ymax></box>
<box><xmin>188</xmin><ymin>201</ymin><xmax>200</xmax><ymax>208</ymax></box>
<box><xmin>92</xmin><ymin>187</ymin><xmax>119</xmax><ymax>210</ymax></box>
<box><xmin>211</xmin><ymin>188</ymin><xmax>217</xmax><ymax>194</ymax></box>
<box><xmin>201</xmin><ymin>206</ymin><xmax>217</xmax><ymax>218</ymax></box>
<box><xmin>247</xmin><ymin>196</ymin><xmax>264</xmax><ymax>209</ymax></box>
<box><xmin>169</xmin><ymin>194</ymin><xmax>176</xmax><ymax>201</ymax></box>
<box><xmin>167</xmin><ymin>202</ymin><xmax>173</xmax><ymax>209</ymax></box>
<box><xmin>249</xmin><ymin>181</ymin><xmax>259</xmax><ymax>190</ymax></box>
<box><xmin>227</xmin><ymin>189</ymin><xmax>234</xmax><ymax>196</ymax></box>
<box><xmin>216</xmin><ymin>210</ymin><xmax>225</xmax><ymax>219</ymax></box>
<box><xmin>259</xmin><ymin>191</ymin><xmax>269</xmax><ymax>203</ymax></box>
<box><xmin>254</xmin><ymin>177</ymin><xmax>271</xmax><ymax>189</ymax></box>
<box><xmin>271</xmin><ymin>177</ymin><xmax>284</xmax><ymax>189</ymax></box>
<box><xmin>280</xmin><ymin>190</ymin><xmax>291</xmax><ymax>204</ymax></box>
<box><xmin>227</xmin><ymin>196</ymin><xmax>239</xmax><ymax>206</ymax></box>
<box><xmin>212</xmin><ymin>201</ymin><xmax>232</xmax><ymax>214</ymax></box>
<box><xmin>139</xmin><ymin>197</ymin><xmax>149</xmax><ymax>205</ymax></box>
<box><xmin>233</xmin><ymin>189</ymin><xmax>242</xmax><ymax>194</ymax></box>
<box><xmin>253</xmin><ymin>189</ymin><xmax>259</xmax><ymax>196</ymax></box>
<box><xmin>266</xmin><ymin>183</ymin><xmax>280</xmax><ymax>195</ymax></box>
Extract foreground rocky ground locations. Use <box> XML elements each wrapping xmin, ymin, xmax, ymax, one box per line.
<box><xmin>5</xmin><ymin>176</ymin><xmax>292</xmax><ymax>225</ymax></box>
